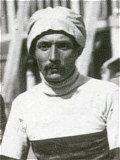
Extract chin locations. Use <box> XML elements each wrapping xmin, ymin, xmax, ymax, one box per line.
<box><xmin>45</xmin><ymin>73</ymin><xmax>64</xmax><ymax>82</ymax></box>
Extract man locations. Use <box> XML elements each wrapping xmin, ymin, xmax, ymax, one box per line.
<box><xmin>101</xmin><ymin>58</ymin><xmax>120</xmax><ymax>86</ymax></box>
<box><xmin>1</xmin><ymin>7</ymin><xmax>119</xmax><ymax>160</ymax></box>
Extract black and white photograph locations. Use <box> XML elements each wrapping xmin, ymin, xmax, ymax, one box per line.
<box><xmin>0</xmin><ymin>0</ymin><xmax>119</xmax><ymax>159</ymax></box>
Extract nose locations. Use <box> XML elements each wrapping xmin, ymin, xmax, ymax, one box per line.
<box><xmin>49</xmin><ymin>45</ymin><xmax>60</xmax><ymax>63</ymax></box>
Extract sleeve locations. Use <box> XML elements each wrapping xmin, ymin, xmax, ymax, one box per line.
<box><xmin>1</xmin><ymin>97</ymin><xmax>30</xmax><ymax>160</ymax></box>
<box><xmin>106</xmin><ymin>87</ymin><xmax>119</xmax><ymax>159</ymax></box>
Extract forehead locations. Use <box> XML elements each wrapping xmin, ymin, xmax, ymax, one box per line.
<box><xmin>36</xmin><ymin>33</ymin><xmax>73</xmax><ymax>44</ymax></box>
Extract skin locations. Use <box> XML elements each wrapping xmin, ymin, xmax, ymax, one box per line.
<box><xmin>35</xmin><ymin>33</ymin><xmax>81</xmax><ymax>83</ymax></box>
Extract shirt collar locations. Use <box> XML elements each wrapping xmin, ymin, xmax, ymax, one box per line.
<box><xmin>40</xmin><ymin>68</ymin><xmax>90</xmax><ymax>97</ymax></box>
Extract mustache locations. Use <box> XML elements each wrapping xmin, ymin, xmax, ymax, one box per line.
<box><xmin>44</xmin><ymin>63</ymin><xmax>64</xmax><ymax>72</ymax></box>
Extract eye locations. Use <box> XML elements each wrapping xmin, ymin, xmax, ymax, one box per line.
<box><xmin>37</xmin><ymin>42</ymin><xmax>51</xmax><ymax>51</ymax></box>
<box><xmin>57</xmin><ymin>42</ymin><xmax>72</xmax><ymax>50</ymax></box>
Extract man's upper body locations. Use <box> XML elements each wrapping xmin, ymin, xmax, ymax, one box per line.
<box><xmin>1</xmin><ymin>71</ymin><xmax>119</xmax><ymax>160</ymax></box>
<box><xmin>1</xmin><ymin>6</ymin><xmax>119</xmax><ymax>160</ymax></box>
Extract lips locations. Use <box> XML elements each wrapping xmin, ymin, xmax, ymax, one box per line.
<box><xmin>50</xmin><ymin>66</ymin><xmax>59</xmax><ymax>69</ymax></box>
<box><xmin>45</xmin><ymin>64</ymin><xmax>64</xmax><ymax>75</ymax></box>
<box><xmin>44</xmin><ymin>65</ymin><xmax>58</xmax><ymax>74</ymax></box>
<box><xmin>48</xmin><ymin>64</ymin><xmax>60</xmax><ymax>70</ymax></box>
<box><xmin>49</xmin><ymin>67</ymin><xmax>59</xmax><ymax>73</ymax></box>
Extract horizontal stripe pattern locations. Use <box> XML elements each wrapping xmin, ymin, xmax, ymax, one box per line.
<box><xmin>31</xmin><ymin>130</ymin><xmax>109</xmax><ymax>160</ymax></box>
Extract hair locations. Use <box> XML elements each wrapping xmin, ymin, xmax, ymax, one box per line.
<box><xmin>29</xmin><ymin>30</ymin><xmax>83</xmax><ymax>57</ymax></box>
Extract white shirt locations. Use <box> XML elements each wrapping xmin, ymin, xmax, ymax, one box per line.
<box><xmin>1</xmin><ymin>72</ymin><xmax>119</xmax><ymax>159</ymax></box>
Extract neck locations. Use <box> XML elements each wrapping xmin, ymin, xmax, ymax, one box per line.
<box><xmin>40</xmin><ymin>68</ymin><xmax>89</xmax><ymax>96</ymax></box>
<box><xmin>44</xmin><ymin>68</ymin><xmax>76</xmax><ymax>88</ymax></box>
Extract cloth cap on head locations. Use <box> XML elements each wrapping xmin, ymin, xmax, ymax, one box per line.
<box><xmin>27</xmin><ymin>6</ymin><xmax>86</xmax><ymax>53</ymax></box>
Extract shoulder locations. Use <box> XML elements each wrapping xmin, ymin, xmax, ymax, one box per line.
<box><xmin>12</xmin><ymin>83</ymin><xmax>43</xmax><ymax>110</ymax></box>
<box><xmin>17</xmin><ymin>83</ymin><xmax>42</xmax><ymax>98</ymax></box>
<box><xmin>85</xmin><ymin>78</ymin><xmax>118</xmax><ymax>93</ymax></box>
<box><xmin>77</xmin><ymin>77</ymin><xmax>118</xmax><ymax>99</ymax></box>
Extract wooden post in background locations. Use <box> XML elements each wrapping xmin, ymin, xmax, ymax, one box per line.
<box><xmin>101</xmin><ymin>0</ymin><xmax>119</xmax><ymax>81</ymax></box>
<box><xmin>45</xmin><ymin>0</ymin><xmax>51</xmax><ymax>7</ymax></box>
<box><xmin>30</xmin><ymin>0</ymin><xmax>37</xmax><ymax>15</ymax></box>
<box><xmin>1</xmin><ymin>1</ymin><xmax>8</xmax><ymax>33</ymax></box>
<box><xmin>109</xmin><ymin>0</ymin><xmax>119</xmax><ymax>58</ymax></box>
<box><xmin>37</xmin><ymin>0</ymin><xmax>44</xmax><ymax>10</ymax></box>
<box><xmin>76</xmin><ymin>1</ymin><xmax>101</xmax><ymax>76</ymax></box>
<box><xmin>53</xmin><ymin>0</ymin><xmax>60</xmax><ymax>7</ymax></box>
<box><xmin>71</xmin><ymin>0</ymin><xmax>80</xmax><ymax>14</ymax></box>
<box><xmin>6</xmin><ymin>0</ymin><xmax>15</xmax><ymax>34</ymax></box>
<box><xmin>2</xmin><ymin>1</ymin><xmax>30</xmax><ymax>116</ymax></box>
<box><xmin>60</xmin><ymin>0</ymin><xmax>68</xmax><ymax>8</ymax></box>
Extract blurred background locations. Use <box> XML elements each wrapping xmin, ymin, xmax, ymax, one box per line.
<box><xmin>0</xmin><ymin>0</ymin><xmax>119</xmax><ymax>117</ymax></box>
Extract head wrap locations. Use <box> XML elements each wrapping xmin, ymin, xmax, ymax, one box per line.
<box><xmin>27</xmin><ymin>6</ymin><xmax>86</xmax><ymax>53</ymax></box>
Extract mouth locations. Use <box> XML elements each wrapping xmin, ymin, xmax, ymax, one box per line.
<box><xmin>49</xmin><ymin>68</ymin><xmax>59</xmax><ymax>74</ymax></box>
<box><xmin>46</xmin><ymin>65</ymin><xmax>60</xmax><ymax>74</ymax></box>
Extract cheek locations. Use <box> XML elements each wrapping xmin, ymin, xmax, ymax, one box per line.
<box><xmin>36</xmin><ymin>53</ymin><xmax>48</xmax><ymax>61</ymax></box>
<box><xmin>35</xmin><ymin>54</ymin><xmax>47</xmax><ymax>71</ymax></box>
<box><xmin>35</xmin><ymin>50</ymin><xmax>49</xmax><ymax>64</ymax></box>
<box><xmin>61</xmin><ymin>51</ymin><xmax>77</xmax><ymax>66</ymax></box>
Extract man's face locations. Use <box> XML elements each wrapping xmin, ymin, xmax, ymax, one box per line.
<box><xmin>35</xmin><ymin>33</ymin><xmax>79</xmax><ymax>83</ymax></box>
